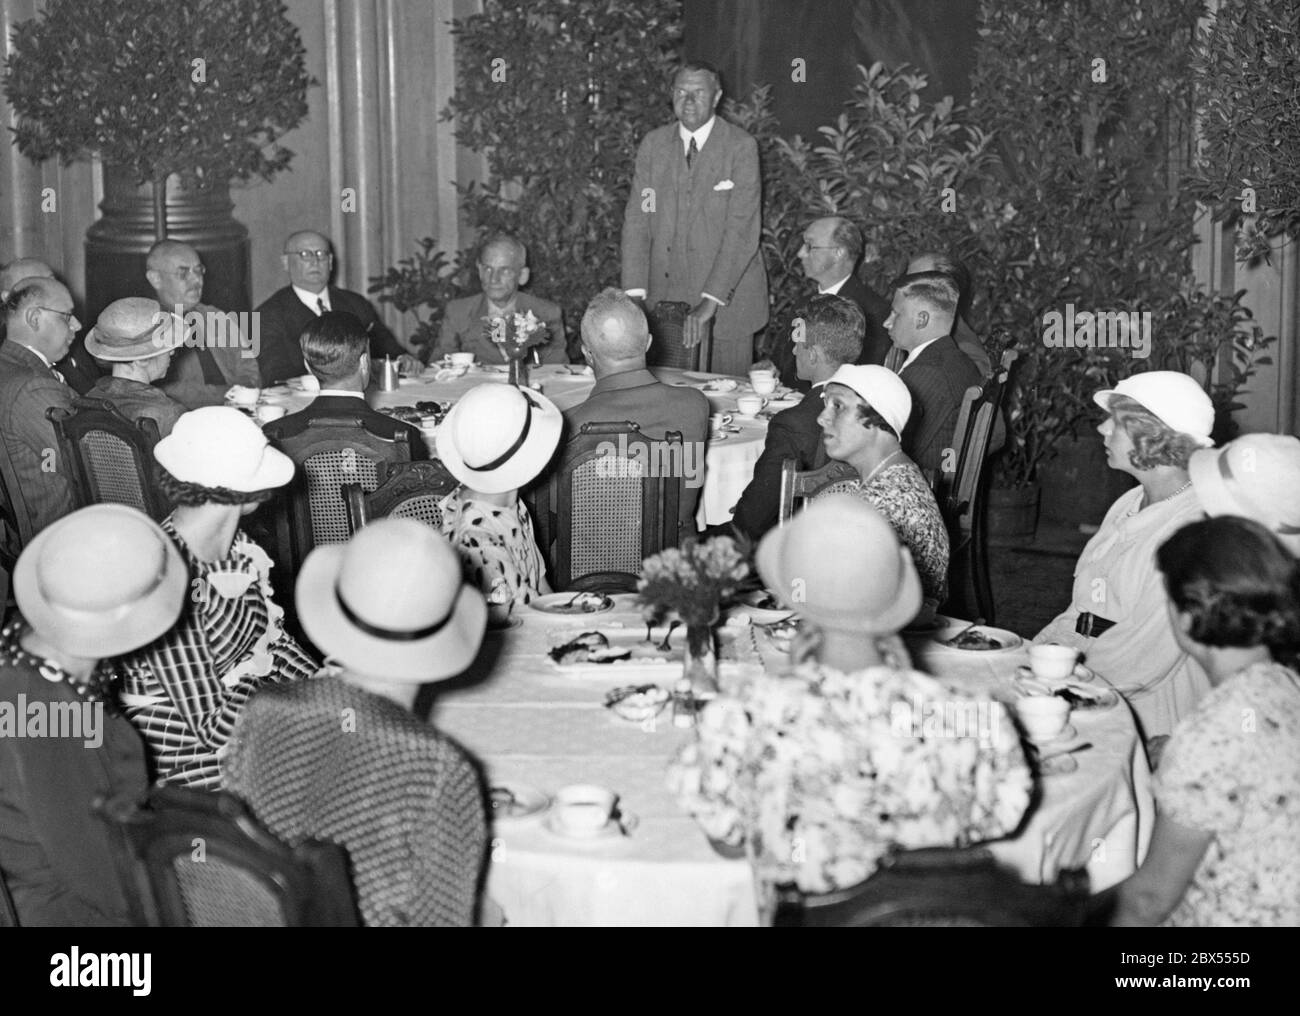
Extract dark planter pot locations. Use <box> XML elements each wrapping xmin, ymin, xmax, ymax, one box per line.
<box><xmin>1038</xmin><ymin>435</ymin><xmax>1136</xmax><ymax>527</ymax></box>
<box><xmin>84</xmin><ymin>165</ymin><xmax>251</xmax><ymax>326</ymax></box>
<box><xmin>987</xmin><ymin>483</ymin><xmax>1041</xmax><ymax>540</ymax></box>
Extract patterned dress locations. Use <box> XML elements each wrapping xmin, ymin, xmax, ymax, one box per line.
<box><xmin>817</xmin><ymin>461</ymin><xmax>950</xmax><ymax>605</ymax></box>
<box><xmin>438</xmin><ymin>490</ymin><xmax>549</xmax><ymax>605</ymax></box>
<box><xmin>1154</xmin><ymin>660</ymin><xmax>1300</xmax><ymax>926</ymax></box>
<box><xmin>120</xmin><ymin>517</ymin><xmax>318</xmax><ymax>789</ymax></box>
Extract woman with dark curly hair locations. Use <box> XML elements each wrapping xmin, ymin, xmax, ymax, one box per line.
<box><xmin>119</xmin><ymin>407</ymin><xmax>318</xmax><ymax>789</ymax></box>
<box><xmin>1034</xmin><ymin>372</ymin><xmax>1216</xmax><ymax>743</ymax></box>
<box><xmin>1107</xmin><ymin>516</ymin><xmax>1300</xmax><ymax>926</ymax></box>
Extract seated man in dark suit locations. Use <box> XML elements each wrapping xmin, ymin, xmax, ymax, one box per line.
<box><xmin>904</xmin><ymin>253</ymin><xmax>993</xmax><ymax>378</ymax></box>
<box><xmin>729</xmin><ymin>294</ymin><xmax>864</xmax><ymax>541</ymax></box>
<box><xmin>886</xmin><ymin>274</ymin><xmax>982</xmax><ymax>477</ymax></box>
<box><xmin>261</xmin><ymin>311</ymin><xmax>426</xmax><ymax>460</ymax></box>
<box><xmin>564</xmin><ymin>288</ymin><xmax>709</xmax><ymax>542</ymax></box>
<box><xmin>427</xmin><ymin>233</ymin><xmax>568</xmax><ymax>366</ymax></box>
<box><xmin>255</xmin><ymin>230</ymin><xmax>420</xmax><ymax>386</ymax></box>
<box><xmin>766</xmin><ymin>217</ymin><xmax>891</xmax><ymax>392</ymax></box>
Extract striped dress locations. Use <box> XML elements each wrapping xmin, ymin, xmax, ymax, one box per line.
<box><xmin>121</xmin><ymin>517</ymin><xmax>318</xmax><ymax>789</ymax></box>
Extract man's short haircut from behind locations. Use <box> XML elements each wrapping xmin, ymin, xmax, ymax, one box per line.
<box><xmin>299</xmin><ymin>311</ymin><xmax>369</xmax><ymax>385</ymax></box>
<box><xmin>581</xmin><ymin>287</ymin><xmax>649</xmax><ymax>360</ymax></box>
<box><xmin>896</xmin><ymin>275</ymin><xmax>959</xmax><ymax>321</ymax></box>
<box><xmin>802</xmin><ymin>293</ymin><xmax>864</xmax><ymax>366</ymax></box>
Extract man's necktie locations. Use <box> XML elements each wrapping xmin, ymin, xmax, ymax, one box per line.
<box><xmin>317</xmin><ymin>297</ymin><xmax>327</xmax><ymax>316</ymax></box>
<box><xmin>886</xmin><ymin>347</ymin><xmax>905</xmax><ymax>374</ymax></box>
<box><xmin>687</xmin><ymin>137</ymin><xmax>698</xmax><ymax>168</ymax></box>
<box><xmin>51</xmin><ymin>366</ymin><xmax>66</xmax><ymax>384</ymax></box>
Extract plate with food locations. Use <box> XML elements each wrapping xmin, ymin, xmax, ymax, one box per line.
<box><xmin>488</xmin><ymin>782</ymin><xmax>550</xmax><ymax>821</ymax></box>
<box><xmin>727</xmin><ymin>589</ymin><xmax>795</xmax><ymax>625</ymax></box>
<box><xmin>603</xmin><ymin>683</ymin><xmax>671</xmax><ymax>723</ymax></box>
<box><xmin>530</xmin><ymin>591</ymin><xmax>616</xmax><ymax>616</ymax></box>
<box><xmin>547</xmin><ymin>625</ymin><xmax>753</xmax><ymax>674</ymax></box>
<box><xmin>929</xmin><ymin>618</ymin><xmax>1024</xmax><ymax>654</ymax></box>
<box><xmin>700</xmin><ymin>378</ymin><xmax>739</xmax><ymax>393</ymax></box>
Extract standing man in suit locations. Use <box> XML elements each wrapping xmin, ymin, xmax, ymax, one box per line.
<box><xmin>147</xmin><ymin>240</ymin><xmax>260</xmax><ymax>409</ymax></box>
<box><xmin>729</xmin><ymin>294</ymin><xmax>864</xmax><ymax>541</ymax></box>
<box><xmin>261</xmin><ymin>312</ymin><xmax>425</xmax><ymax>460</ymax></box>
<box><xmin>428</xmin><ymin>234</ymin><xmax>567</xmax><ymax>365</ymax></box>
<box><xmin>564</xmin><ymin>288</ymin><xmax>709</xmax><ymax>542</ymax></box>
<box><xmin>621</xmin><ymin>62</ymin><xmax>768</xmax><ymax>377</ymax></box>
<box><xmin>0</xmin><ymin>278</ymin><xmax>80</xmax><ymax>535</ymax></box>
<box><xmin>255</xmin><ymin>230</ymin><xmax>420</xmax><ymax>386</ymax></box>
<box><xmin>886</xmin><ymin>275</ymin><xmax>982</xmax><ymax>476</ymax></box>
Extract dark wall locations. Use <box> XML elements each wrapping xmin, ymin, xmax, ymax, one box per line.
<box><xmin>685</xmin><ymin>0</ymin><xmax>980</xmax><ymax>138</ymax></box>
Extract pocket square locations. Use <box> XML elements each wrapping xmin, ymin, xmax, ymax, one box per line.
<box><xmin>713</xmin><ymin>179</ymin><xmax>735</xmax><ymax>191</ymax></box>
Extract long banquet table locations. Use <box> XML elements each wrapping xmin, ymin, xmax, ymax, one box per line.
<box><xmin>258</xmin><ymin>363</ymin><xmax>773</xmax><ymax>528</ymax></box>
<box><xmin>430</xmin><ymin>596</ymin><xmax>1154</xmax><ymax>927</ymax></box>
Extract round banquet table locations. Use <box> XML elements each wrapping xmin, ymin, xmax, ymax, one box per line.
<box><xmin>429</xmin><ymin>598</ymin><xmax>1154</xmax><ymax>927</ymax></box>
<box><xmin>257</xmin><ymin>363</ymin><xmax>774</xmax><ymax>529</ymax></box>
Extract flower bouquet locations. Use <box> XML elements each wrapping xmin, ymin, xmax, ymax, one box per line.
<box><xmin>637</xmin><ymin>537</ymin><xmax>749</xmax><ymax>694</ymax></box>
<box><xmin>484</xmin><ymin>309</ymin><xmax>546</xmax><ymax>387</ymax></box>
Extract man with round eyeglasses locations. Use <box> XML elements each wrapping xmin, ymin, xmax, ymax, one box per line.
<box><xmin>254</xmin><ymin>229</ymin><xmax>418</xmax><ymax>386</ymax></box>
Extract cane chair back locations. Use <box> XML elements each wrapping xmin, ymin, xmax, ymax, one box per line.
<box><xmin>343</xmin><ymin>460</ymin><xmax>459</xmax><ymax>534</ymax></box>
<box><xmin>776</xmin><ymin>458</ymin><xmax>858</xmax><ymax>525</ymax></box>
<box><xmin>46</xmin><ymin>397</ymin><xmax>166</xmax><ymax>519</ymax></box>
<box><xmin>645</xmin><ymin>301</ymin><xmax>711</xmax><ymax>372</ymax></box>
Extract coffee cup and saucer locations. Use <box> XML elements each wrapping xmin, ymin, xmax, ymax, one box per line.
<box><xmin>542</xmin><ymin>784</ymin><xmax>637</xmax><ymax>841</ymax></box>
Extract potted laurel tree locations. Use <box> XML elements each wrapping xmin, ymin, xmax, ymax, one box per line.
<box><xmin>637</xmin><ymin>538</ymin><xmax>749</xmax><ymax>698</ymax></box>
<box><xmin>3</xmin><ymin>0</ymin><xmax>311</xmax><ymax>320</ymax></box>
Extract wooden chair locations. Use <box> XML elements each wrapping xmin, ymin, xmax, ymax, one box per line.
<box><xmin>270</xmin><ymin>416</ymin><xmax>413</xmax><ymax>574</ymax></box>
<box><xmin>45</xmin><ymin>397</ymin><xmax>167</xmax><ymax>519</ymax></box>
<box><xmin>342</xmin><ymin>459</ymin><xmax>459</xmax><ymax>534</ymax></box>
<box><xmin>934</xmin><ymin>349</ymin><xmax>1019</xmax><ymax>624</ymax></box>
<box><xmin>97</xmin><ymin>785</ymin><xmax>359</xmax><ymax>927</ymax></box>
<box><xmin>532</xmin><ymin>421</ymin><xmax>684</xmax><ymax>592</ymax></box>
<box><xmin>776</xmin><ymin>459</ymin><xmax>858</xmax><ymax>525</ymax></box>
<box><xmin>645</xmin><ymin>300</ymin><xmax>711</xmax><ymax>372</ymax></box>
<box><xmin>0</xmin><ymin>441</ymin><xmax>33</xmax><ymax>612</ymax></box>
<box><xmin>774</xmin><ymin>846</ymin><xmax>1090</xmax><ymax>927</ymax></box>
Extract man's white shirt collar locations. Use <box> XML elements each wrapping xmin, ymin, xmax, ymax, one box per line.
<box><xmin>678</xmin><ymin>116</ymin><xmax>716</xmax><ymax>155</ymax></box>
<box><xmin>18</xmin><ymin>343</ymin><xmax>54</xmax><ymax>369</ymax></box>
<box><xmin>293</xmin><ymin>284</ymin><xmax>330</xmax><ymax>314</ymax></box>
<box><xmin>901</xmin><ymin>336</ymin><xmax>942</xmax><ymax>371</ymax></box>
<box><xmin>316</xmin><ymin>388</ymin><xmax>364</xmax><ymax>400</ymax></box>
<box><xmin>819</xmin><ymin>275</ymin><xmax>852</xmax><ymax>296</ymax></box>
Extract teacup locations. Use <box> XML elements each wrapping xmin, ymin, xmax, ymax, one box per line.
<box><xmin>709</xmin><ymin>412</ymin><xmax>733</xmax><ymax>435</ymax></box>
<box><xmin>255</xmin><ymin>404</ymin><xmax>287</xmax><ymax>424</ymax></box>
<box><xmin>227</xmin><ymin>385</ymin><xmax>260</xmax><ymax>407</ymax></box>
<box><xmin>449</xmin><ymin>351</ymin><xmax>475</xmax><ymax>368</ymax></box>
<box><xmin>1015</xmin><ymin>695</ymin><xmax>1070</xmax><ymax>741</ymax></box>
<box><xmin>1028</xmin><ymin>643</ymin><xmax>1079</xmax><ymax>681</ymax></box>
<box><xmin>736</xmin><ymin>394</ymin><xmax>767</xmax><ymax>418</ymax></box>
<box><xmin>554</xmin><ymin>784</ymin><xmax>616</xmax><ymax>835</ymax></box>
<box><xmin>748</xmin><ymin>371</ymin><xmax>777</xmax><ymax>395</ymax></box>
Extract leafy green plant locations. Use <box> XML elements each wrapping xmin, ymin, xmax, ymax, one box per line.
<box><xmin>371</xmin><ymin>0</ymin><xmax>683</xmax><ymax>358</ymax></box>
<box><xmin>1186</xmin><ymin>0</ymin><xmax>1300</xmax><ymax>263</ymax></box>
<box><xmin>4</xmin><ymin>0</ymin><xmax>311</xmax><ymax>228</ymax></box>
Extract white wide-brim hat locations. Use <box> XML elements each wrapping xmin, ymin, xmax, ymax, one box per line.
<box><xmin>296</xmin><ymin>518</ymin><xmax>487</xmax><ymax>683</ymax></box>
<box><xmin>822</xmin><ymin>364</ymin><xmax>913</xmax><ymax>437</ymax></box>
<box><xmin>756</xmin><ymin>494</ymin><xmax>923</xmax><ymax>634</ymax></box>
<box><xmin>436</xmin><ymin>383</ymin><xmax>562</xmax><ymax>494</ymax></box>
<box><xmin>1189</xmin><ymin>433</ymin><xmax>1300</xmax><ymax>556</ymax></box>
<box><xmin>1093</xmin><ymin>371</ymin><xmax>1214</xmax><ymax>447</ymax></box>
<box><xmin>154</xmin><ymin>406</ymin><xmax>295</xmax><ymax>492</ymax></box>
<box><xmin>15</xmin><ymin>504</ymin><xmax>188</xmax><ymax>657</ymax></box>
<box><xmin>85</xmin><ymin>297</ymin><xmax>182</xmax><ymax>361</ymax></box>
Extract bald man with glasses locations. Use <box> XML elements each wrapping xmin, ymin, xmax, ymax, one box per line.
<box><xmin>254</xmin><ymin>230</ymin><xmax>418</xmax><ymax>386</ymax></box>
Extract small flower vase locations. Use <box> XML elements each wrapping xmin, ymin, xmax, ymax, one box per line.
<box><xmin>683</xmin><ymin>622</ymin><xmax>719</xmax><ymax>695</ymax></box>
<box><xmin>506</xmin><ymin>346</ymin><xmax>530</xmax><ymax>388</ymax></box>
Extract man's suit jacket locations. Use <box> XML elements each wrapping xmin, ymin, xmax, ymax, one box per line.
<box><xmin>261</xmin><ymin>393</ymin><xmax>427</xmax><ymax>460</ymax></box>
<box><xmin>0</xmin><ymin>341</ymin><xmax>77</xmax><ymax>536</ymax></box>
<box><xmin>562</xmin><ymin>367</ymin><xmax>709</xmax><ymax>540</ymax></box>
<box><xmin>729</xmin><ymin>387</ymin><xmax>829</xmax><ymax>541</ymax></box>
<box><xmin>430</xmin><ymin>291</ymin><xmax>567</xmax><ymax>365</ymax></box>
<box><xmin>161</xmin><ymin>302</ymin><xmax>262</xmax><ymax>409</ymax></box>
<box><xmin>255</xmin><ymin>286</ymin><xmax>407</xmax><ymax>386</ymax></box>
<box><xmin>774</xmin><ymin>276</ymin><xmax>894</xmax><ymax>392</ymax></box>
<box><xmin>898</xmin><ymin>335</ymin><xmax>983</xmax><ymax>476</ymax></box>
<box><xmin>621</xmin><ymin>117</ymin><xmax>768</xmax><ymax>376</ymax></box>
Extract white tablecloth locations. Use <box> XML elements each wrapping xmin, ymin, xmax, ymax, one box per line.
<box><xmin>259</xmin><ymin>364</ymin><xmax>770</xmax><ymax>528</ymax></box>
<box><xmin>431</xmin><ymin>600</ymin><xmax>1154</xmax><ymax>926</ymax></box>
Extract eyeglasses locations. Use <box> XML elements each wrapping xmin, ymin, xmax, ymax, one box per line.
<box><xmin>36</xmin><ymin>306</ymin><xmax>77</xmax><ymax>325</ymax></box>
<box><xmin>800</xmin><ymin>241</ymin><xmax>840</xmax><ymax>252</ymax></box>
<box><xmin>170</xmin><ymin>264</ymin><xmax>206</xmax><ymax>278</ymax></box>
<box><xmin>478</xmin><ymin>263</ymin><xmax>521</xmax><ymax>279</ymax></box>
<box><xmin>286</xmin><ymin>250</ymin><xmax>332</xmax><ymax>262</ymax></box>
<box><xmin>672</xmin><ymin>87</ymin><xmax>713</xmax><ymax>100</ymax></box>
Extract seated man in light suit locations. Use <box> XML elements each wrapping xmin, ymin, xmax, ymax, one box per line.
<box><xmin>429</xmin><ymin>234</ymin><xmax>568</xmax><ymax>365</ymax></box>
<box><xmin>260</xmin><ymin>311</ymin><xmax>425</xmax><ymax>460</ymax></box>
<box><xmin>564</xmin><ymin>288</ymin><xmax>708</xmax><ymax>542</ymax></box>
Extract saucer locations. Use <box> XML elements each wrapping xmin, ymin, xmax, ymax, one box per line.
<box><xmin>543</xmin><ymin>809</ymin><xmax>638</xmax><ymax>842</ymax></box>
<box><xmin>1026</xmin><ymin>723</ymin><xmax>1077</xmax><ymax>747</ymax></box>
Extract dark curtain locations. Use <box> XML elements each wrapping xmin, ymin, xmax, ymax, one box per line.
<box><xmin>685</xmin><ymin>0</ymin><xmax>980</xmax><ymax>138</ymax></box>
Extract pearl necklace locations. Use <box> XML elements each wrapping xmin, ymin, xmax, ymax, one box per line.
<box><xmin>1132</xmin><ymin>479</ymin><xmax>1193</xmax><ymax>514</ymax></box>
<box><xmin>862</xmin><ymin>450</ymin><xmax>903</xmax><ymax>485</ymax></box>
